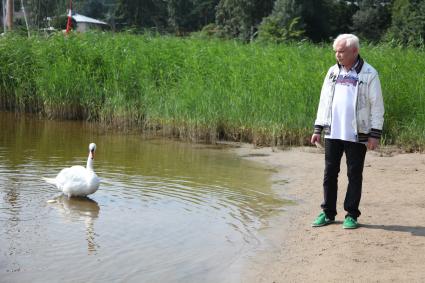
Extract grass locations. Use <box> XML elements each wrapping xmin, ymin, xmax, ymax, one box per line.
<box><xmin>0</xmin><ymin>32</ymin><xmax>424</xmax><ymax>151</ymax></box>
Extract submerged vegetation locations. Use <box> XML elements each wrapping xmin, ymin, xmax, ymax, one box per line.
<box><xmin>0</xmin><ymin>33</ymin><xmax>424</xmax><ymax>150</ymax></box>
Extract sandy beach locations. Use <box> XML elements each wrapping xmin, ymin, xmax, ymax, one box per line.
<box><xmin>232</xmin><ymin>145</ymin><xmax>425</xmax><ymax>282</ymax></box>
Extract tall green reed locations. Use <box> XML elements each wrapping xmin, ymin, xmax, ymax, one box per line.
<box><xmin>0</xmin><ymin>33</ymin><xmax>423</xmax><ymax>150</ymax></box>
<box><xmin>363</xmin><ymin>44</ymin><xmax>425</xmax><ymax>150</ymax></box>
<box><xmin>0</xmin><ymin>34</ymin><xmax>40</xmax><ymax>112</ymax></box>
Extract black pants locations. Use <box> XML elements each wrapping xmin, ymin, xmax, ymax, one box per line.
<box><xmin>321</xmin><ymin>139</ymin><xmax>367</xmax><ymax>220</ymax></box>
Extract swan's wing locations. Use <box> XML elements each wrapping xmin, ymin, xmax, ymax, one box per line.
<box><xmin>56</xmin><ymin>166</ymin><xmax>88</xmax><ymax>191</ymax></box>
<box><xmin>43</xmin><ymin>166</ymin><xmax>86</xmax><ymax>190</ymax></box>
<box><xmin>56</xmin><ymin>166</ymin><xmax>100</xmax><ymax>196</ymax></box>
<box><xmin>86</xmin><ymin>173</ymin><xmax>100</xmax><ymax>194</ymax></box>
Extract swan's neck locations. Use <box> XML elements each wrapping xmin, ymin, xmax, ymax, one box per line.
<box><xmin>86</xmin><ymin>152</ymin><xmax>95</xmax><ymax>171</ymax></box>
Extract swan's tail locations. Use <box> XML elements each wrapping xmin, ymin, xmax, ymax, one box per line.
<box><xmin>42</xmin><ymin>177</ymin><xmax>57</xmax><ymax>186</ymax></box>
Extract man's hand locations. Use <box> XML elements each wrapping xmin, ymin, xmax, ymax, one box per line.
<box><xmin>311</xmin><ymin>134</ymin><xmax>321</xmax><ymax>146</ymax></box>
<box><xmin>367</xmin><ymin>137</ymin><xmax>379</xmax><ymax>150</ymax></box>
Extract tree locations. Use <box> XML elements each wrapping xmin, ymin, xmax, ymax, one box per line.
<box><xmin>300</xmin><ymin>0</ymin><xmax>335</xmax><ymax>42</ymax></box>
<box><xmin>167</xmin><ymin>0</ymin><xmax>218</xmax><ymax>34</ymax></box>
<box><xmin>386</xmin><ymin>0</ymin><xmax>425</xmax><ymax>46</ymax></box>
<box><xmin>327</xmin><ymin>0</ymin><xmax>359</xmax><ymax>39</ymax></box>
<box><xmin>26</xmin><ymin>0</ymin><xmax>67</xmax><ymax>28</ymax></box>
<box><xmin>351</xmin><ymin>0</ymin><xmax>391</xmax><ymax>42</ymax></box>
<box><xmin>215</xmin><ymin>0</ymin><xmax>274</xmax><ymax>41</ymax></box>
<box><xmin>82</xmin><ymin>0</ymin><xmax>107</xmax><ymax>19</ymax></box>
<box><xmin>258</xmin><ymin>0</ymin><xmax>356</xmax><ymax>43</ymax></box>
<box><xmin>191</xmin><ymin>0</ymin><xmax>219</xmax><ymax>28</ymax></box>
<box><xmin>114</xmin><ymin>0</ymin><xmax>168</xmax><ymax>32</ymax></box>
<box><xmin>168</xmin><ymin>0</ymin><xmax>193</xmax><ymax>34</ymax></box>
<box><xmin>257</xmin><ymin>16</ymin><xmax>304</xmax><ymax>43</ymax></box>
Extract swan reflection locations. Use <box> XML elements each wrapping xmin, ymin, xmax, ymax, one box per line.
<box><xmin>49</xmin><ymin>196</ymin><xmax>100</xmax><ymax>253</ymax></box>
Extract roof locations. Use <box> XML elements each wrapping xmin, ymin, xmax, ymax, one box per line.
<box><xmin>72</xmin><ymin>13</ymin><xmax>107</xmax><ymax>25</ymax></box>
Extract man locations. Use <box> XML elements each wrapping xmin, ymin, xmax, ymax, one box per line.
<box><xmin>311</xmin><ymin>34</ymin><xmax>384</xmax><ymax>229</ymax></box>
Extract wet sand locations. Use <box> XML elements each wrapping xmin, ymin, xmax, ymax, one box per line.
<box><xmin>232</xmin><ymin>145</ymin><xmax>425</xmax><ymax>282</ymax></box>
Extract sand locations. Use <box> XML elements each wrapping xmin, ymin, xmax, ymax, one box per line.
<box><xmin>231</xmin><ymin>144</ymin><xmax>425</xmax><ymax>282</ymax></box>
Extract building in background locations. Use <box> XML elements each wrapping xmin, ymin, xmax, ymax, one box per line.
<box><xmin>71</xmin><ymin>12</ymin><xmax>108</xmax><ymax>32</ymax></box>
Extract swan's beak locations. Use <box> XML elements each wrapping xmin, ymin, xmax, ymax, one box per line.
<box><xmin>90</xmin><ymin>151</ymin><xmax>95</xmax><ymax>159</ymax></box>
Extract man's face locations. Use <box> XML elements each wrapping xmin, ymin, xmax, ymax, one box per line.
<box><xmin>334</xmin><ymin>40</ymin><xmax>358</xmax><ymax>68</ymax></box>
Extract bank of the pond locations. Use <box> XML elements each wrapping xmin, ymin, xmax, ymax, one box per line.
<box><xmin>0</xmin><ymin>33</ymin><xmax>424</xmax><ymax>150</ymax></box>
<box><xmin>233</xmin><ymin>145</ymin><xmax>425</xmax><ymax>282</ymax></box>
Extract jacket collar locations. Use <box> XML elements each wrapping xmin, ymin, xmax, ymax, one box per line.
<box><xmin>337</xmin><ymin>55</ymin><xmax>364</xmax><ymax>74</ymax></box>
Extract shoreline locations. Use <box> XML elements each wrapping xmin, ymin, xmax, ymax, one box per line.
<box><xmin>231</xmin><ymin>145</ymin><xmax>425</xmax><ymax>282</ymax></box>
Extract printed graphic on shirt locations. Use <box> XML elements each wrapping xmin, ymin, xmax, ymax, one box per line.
<box><xmin>336</xmin><ymin>74</ymin><xmax>358</xmax><ymax>87</ymax></box>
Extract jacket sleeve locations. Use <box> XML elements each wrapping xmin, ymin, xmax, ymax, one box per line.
<box><xmin>313</xmin><ymin>67</ymin><xmax>333</xmax><ymax>134</ymax></box>
<box><xmin>368</xmin><ymin>72</ymin><xmax>385</xmax><ymax>139</ymax></box>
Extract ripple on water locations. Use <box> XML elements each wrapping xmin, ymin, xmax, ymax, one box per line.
<box><xmin>99</xmin><ymin>171</ymin><xmax>266</xmax><ymax>229</ymax></box>
<box><xmin>0</xmin><ymin>113</ymin><xmax>288</xmax><ymax>282</ymax></box>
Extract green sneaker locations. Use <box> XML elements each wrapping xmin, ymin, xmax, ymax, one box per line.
<box><xmin>311</xmin><ymin>212</ymin><xmax>334</xmax><ymax>227</ymax></box>
<box><xmin>343</xmin><ymin>216</ymin><xmax>358</xmax><ymax>229</ymax></box>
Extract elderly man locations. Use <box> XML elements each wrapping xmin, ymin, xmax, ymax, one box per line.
<box><xmin>311</xmin><ymin>34</ymin><xmax>385</xmax><ymax>229</ymax></box>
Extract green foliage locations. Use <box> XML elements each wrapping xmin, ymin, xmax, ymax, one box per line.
<box><xmin>215</xmin><ymin>0</ymin><xmax>274</xmax><ymax>41</ymax></box>
<box><xmin>195</xmin><ymin>23</ymin><xmax>220</xmax><ymax>38</ymax></box>
<box><xmin>363</xmin><ymin>44</ymin><xmax>425</xmax><ymax>150</ymax></box>
<box><xmin>215</xmin><ymin>0</ymin><xmax>253</xmax><ymax>40</ymax></box>
<box><xmin>168</xmin><ymin>0</ymin><xmax>219</xmax><ymax>34</ymax></box>
<box><xmin>352</xmin><ymin>0</ymin><xmax>391</xmax><ymax>42</ymax></box>
<box><xmin>257</xmin><ymin>16</ymin><xmax>304</xmax><ymax>43</ymax></box>
<box><xmin>299</xmin><ymin>0</ymin><xmax>334</xmax><ymax>42</ymax></box>
<box><xmin>385</xmin><ymin>0</ymin><xmax>425</xmax><ymax>47</ymax></box>
<box><xmin>26</xmin><ymin>0</ymin><xmax>67</xmax><ymax>29</ymax></box>
<box><xmin>50</xmin><ymin>15</ymin><xmax>68</xmax><ymax>30</ymax></box>
<box><xmin>328</xmin><ymin>1</ymin><xmax>359</xmax><ymax>38</ymax></box>
<box><xmin>258</xmin><ymin>0</ymin><xmax>303</xmax><ymax>41</ymax></box>
<box><xmin>0</xmin><ymin>33</ymin><xmax>40</xmax><ymax>112</ymax></box>
<box><xmin>82</xmin><ymin>0</ymin><xmax>108</xmax><ymax>19</ymax></box>
<box><xmin>259</xmin><ymin>0</ymin><xmax>356</xmax><ymax>43</ymax></box>
<box><xmin>114</xmin><ymin>0</ymin><xmax>168</xmax><ymax>32</ymax></box>
<box><xmin>3</xmin><ymin>0</ymin><xmax>421</xmax><ymax>46</ymax></box>
<box><xmin>113</xmin><ymin>0</ymin><xmax>219</xmax><ymax>34</ymax></box>
<box><xmin>0</xmin><ymin>34</ymin><xmax>424</xmax><ymax>150</ymax></box>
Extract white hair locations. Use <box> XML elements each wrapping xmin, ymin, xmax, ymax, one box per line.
<box><xmin>333</xmin><ymin>34</ymin><xmax>360</xmax><ymax>50</ymax></box>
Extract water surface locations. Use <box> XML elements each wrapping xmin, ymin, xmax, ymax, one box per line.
<box><xmin>0</xmin><ymin>112</ymin><xmax>287</xmax><ymax>283</ymax></box>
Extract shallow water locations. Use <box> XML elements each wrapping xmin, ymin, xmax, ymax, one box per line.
<box><xmin>0</xmin><ymin>112</ymin><xmax>287</xmax><ymax>283</ymax></box>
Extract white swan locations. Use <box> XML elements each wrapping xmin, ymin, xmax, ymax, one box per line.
<box><xmin>43</xmin><ymin>143</ymin><xmax>100</xmax><ymax>197</ymax></box>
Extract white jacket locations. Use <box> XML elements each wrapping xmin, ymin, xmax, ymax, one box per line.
<box><xmin>314</xmin><ymin>57</ymin><xmax>385</xmax><ymax>142</ymax></box>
